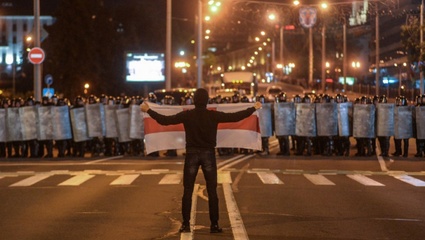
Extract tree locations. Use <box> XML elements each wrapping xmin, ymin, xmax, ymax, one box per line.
<box><xmin>401</xmin><ymin>15</ymin><xmax>425</xmax><ymax>77</ymax></box>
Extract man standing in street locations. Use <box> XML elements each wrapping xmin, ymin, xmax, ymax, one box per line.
<box><xmin>140</xmin><ymin>88</ymin><xmax>261</xmax><ymax>233</ymax></box>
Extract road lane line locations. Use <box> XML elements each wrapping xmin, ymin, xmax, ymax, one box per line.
<box><xmin>223</xmin><ymin>183</ymin><xmax>249</xmax><ymax>240</ymax></box>
<box><xmin>218</xmin><ymin>154</ymin><xmax>254</xmax><ymax>171</ymax></box>
<box><xmin>347</xmin><ymin>174</ymin><xmax>385</xmax><ymax>186</ymax></box>
<box><xmin>256</xmin><ymin>172</ymin><xmax>283</xmax><ymax>184</ymax></box>
<box><xmin>393</xmin><ymin>175</ymin><xmax>425</xmax><ymax>187</ymax></box>
<box><xmin>83</xmin><ymin>156</ymin><xmax>123</xmax><ymax>164</ymax></box>
<box><xmin>10</xmin><ymin>174</ymin><xmax>51</xmax><ymax>187</ymax></box>
<box><xmin>159</xmin><ymin>174</ymin><xmax>182</xmax><ymax>184</ymax></box>
<box><xmin>218</xmin><ymin>171</ymin><xmax>232</xmax><ymax>184</ymax></box>
<box><xmin>375</xmin><ymin>141</ymin><xmax>389</xmax><ymax>172</ymax></box>
<box><xmin>110</xmin><ymin>174</ymin><xmax>140</xmax><ymax>185</ymax></box>
<box><xmin>304</xmin><ymin>174</ymin><xmax>335</xmax><ymax>185</ymax></box>
<box><xmin>58</xmin><ymin>175</ymin><xmax>95</xmax><ymax>186</ymax></box>
<box><xmin>180</xmin><ymin>184</ymin><xmax>199</xmax><ymax>240</ymax></box>
<box><xmin>217</xmin><ymin>155</ymin><xmax>244</xmax><ymax>168</ymax></box>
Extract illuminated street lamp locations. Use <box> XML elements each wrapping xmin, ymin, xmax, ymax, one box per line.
<box><xmin>84</xmin><ymin>83</ymin><xmax>89</xmax><ymax>95</ymax></box>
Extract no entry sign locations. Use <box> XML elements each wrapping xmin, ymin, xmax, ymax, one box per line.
<box><xmin>28</xmin><ymin>47</ymin><xmax>45</xmax><ymax>64</ymax></box>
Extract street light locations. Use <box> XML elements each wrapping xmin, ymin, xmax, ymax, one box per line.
<box><xmin>84</xmin><ymin>83</ymin><xmax>89</xmax><ymax>95</ymax></box>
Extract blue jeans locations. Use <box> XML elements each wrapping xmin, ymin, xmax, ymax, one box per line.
<box><xmin>182</xmin><ymin>149</ymin><xmax>219</xmax><ymax>225</ymax></box>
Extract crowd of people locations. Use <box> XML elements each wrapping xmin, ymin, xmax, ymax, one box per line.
<box><xmin>0</xmin><ymin>91</ymin><xmax>425</xmax><ymax>159</ymax></box>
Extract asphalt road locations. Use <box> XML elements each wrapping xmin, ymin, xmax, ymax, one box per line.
<box><xmin>0</xmin><ymin>138</ymin><xmax>424</xmax><ymax>240</ymax></box>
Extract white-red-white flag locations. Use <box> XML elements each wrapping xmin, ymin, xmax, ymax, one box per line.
<box><xmin>143</xmin><ymin>103</ymin><xmax>262</xmax><ymax>154</ymax></box>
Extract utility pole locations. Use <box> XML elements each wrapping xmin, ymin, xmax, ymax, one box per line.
<box><xmin>166</xmin><ymin>0</ymin><xmax>172</xmax><ymax>90</ymax></box>
<box><xmin>197</xmin><ymin>0</ymin><xmax>203</xmax><ymax>88</ymax></box>
<box><xmin>33</xmin><ymin>0</ymin><xmax>41</xmax><ymax>101</ymax></box>
<box><xmin>375</xmin><ymin>2</ymin><xmax>380</xmax><ymax>96</ymax></box>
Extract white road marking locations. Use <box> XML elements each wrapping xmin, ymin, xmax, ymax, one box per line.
<box><xmin>10</xmin><ymin>174</ymin><xmax>51</xmax><ymax>187</ymax></box>
<box><xmin>58</xmin><ymin>175</ymin><xmax>95</xmax><ymax>186</ymax></box>
<box><xmin>218</xmin><ymin>171</ymin><xmax>232</xmax><ymax>184</ymax></box>
<box><xmin>110</xmin><ymin>174</ymin><xmax>140</xmax><ymax>185</ymax></box>
<box><xmin>217</xmin><ymin>155</ymin><xmax>245</xmax><ymax>168</ymax></box>
<box><xmin>375</xmin><ymin>141</ymin><xmax>389</xmax><ymax>171</ymax></box>
<box><xmin>304</xmin><ymin>174</ymin><xmax>335</xmax><ymax>185</ymax></box>
<box><xmin>393</xmin><ymin>175</ymin><xmax>425</xmax><ymax>187</ymax></box>
<box><xmin>159</xmin><ymin>174</ymin><xmax>182</xmax><ymax>185</ymax></box>
<box><xmin>218</xmin><ymin>154</ymin><xmax>254</xmax><ymax>171</ymax></box>
<box><xmin>223</xmin><ymin>183</ymin><xmax>249</xmax><ymax>240</ymax></box>
<box><xmin>83</xmin><ymin>156</ymin><xmax>123</xmax><ymax>164</ymax></box>
<box><xmin>180</xmin><ymin>184</ymin><xmax>199</xmax><ymax>240</ymax></box>
<box><xmin>257</xmin><ymin>172</ymin><xmax>283</xmax><ymax>184</ymax></box>
<box><xmin>347</xmin><ymin>174</ymin><xmax>385</xmax><ymax>186</ymax></box>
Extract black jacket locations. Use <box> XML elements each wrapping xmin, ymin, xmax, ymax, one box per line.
<box><xmin>147</xmin><ymin>106</ymin><xmax>256</xmax><ymax>150</ymax></box>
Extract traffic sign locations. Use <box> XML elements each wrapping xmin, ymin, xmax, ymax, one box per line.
<box><xmin>44</xmin><ymin>74</ymin><xmax>53</xmax><ymax>85</ymax></box>
<box><xmin>43</xmin><ymin>88</ymin><xmax>54</xmax><ymax>98</ymax></box>
<box><xmin>28</xmin><ymin>47</ymin><xmax>45</xmax><ymax>64</ymax></box>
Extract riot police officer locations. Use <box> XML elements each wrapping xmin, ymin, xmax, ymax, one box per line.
<box><xmin>56</xmin><ymin>98</ymin><xmax>68</xmax><ymax>157</ymax></box>
<box><xmin>377</xmin><ymin>95</ymin><xmax>390</xmax><ymax>157</ymax></box>
<box><xmin>256</xmin><ymin>94</ymin><xmax>271</xmax><ymax>155</ymax></box>
<box><xmin>275</xmin><ymin>92</ymin><xmax>290</xmax><ymax>156</ymax></box>
<box><xmin>393</xmin><ymin>96</ymin><xmax>409</xmax><ymax>157</ymax></box>
<box><xmin>24</xmin><ymin>97</ymin><xmax>39</xmax><ymax>158</ymax></box>
<box><xmin>38</xmin><ymin>96</ymin><xmax>54</xmax><ymax>158</ymax></box>
<box><xmin>72</xmin><ymin>96</ymin><xmax>86</xmax><ymax>157</ymax></box>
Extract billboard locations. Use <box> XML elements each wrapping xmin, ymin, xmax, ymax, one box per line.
<box><xmin>125</xmin><ymin>52</ymin><xmax>165</xmax><ymax>82</ymax></box>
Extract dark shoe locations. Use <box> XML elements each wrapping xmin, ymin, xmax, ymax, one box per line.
<box><xmin>179</xmin><ymin>224</ymin><xmax>190</xmax><ymax>233</ymax></box>
<box><xmin>210</xmin><ymin>225</ymin><xmax>223</xmax><ymax>233</ymax></box>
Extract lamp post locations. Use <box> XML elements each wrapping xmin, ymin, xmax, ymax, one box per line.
<box><xmin>33</xmin><ymin>0</ymin><xmax>41</xmax><ymax>101</ymax></box>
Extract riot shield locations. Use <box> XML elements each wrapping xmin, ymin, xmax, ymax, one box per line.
<box><xmin>394</xmin><ymin>106</ymin><xmax>413</xmax><ymax>139</ymax></box>
<box><xmin>100</xmin><ymin>104</ymin><xmax>106</xmax><ymax>136</ymax></box>
<box><xmin>353</xmin><ymin>104</ymin><xmax>375</xmax><ymax>138</ymax></box>
<box><xmin>85</xmin><ymin>103</ymin><xmax>103</xmax><ymax>138</ymax></box>
<box><xmin>129</xmin><ymin>105</ymin><xmax>144</xmax><ymax>139</ymax></box>
<box><xmin>6</xmin><ymin>108</ymin><xmax>22</xmax><ymax>142</ymax></box>
<box><xmin>258</xmin><ymin>103</ymin><xmax>273</xmax><ymax>137</ymax></box>
<box><xmin>0</xmin><ymin>109</ymin><xmax>6</xmax><ymax>142</ymax></box>
<box><xmin>104</xmin><ymin>105</ymin><xmax>118</xmax><ymax>138</ymax></box>
<box><xmin>416</xmin><ymin>106</ymin><xmax>425</xmax><ymax>140</ymax></box>
<box><xmin>376</xmin><ymin>103</ymin><xmax>394</xmax><ymax>137</ymax></box>
<box><xmin>337</xmin><ymin>102</ymin><xmax>353</xmax><ymax>137</ymax></box>
<box><xmin>316</xmin><ymin>103</ymin><xmax>338</xmax><ymax>136</ymax></box>
<box><xmin>70</xmin><ymin>108</ymin><xmax>90</xmax><ymax>142</ymax></box>
<box><xmin>37</xmin><ymin>106</ymin><xmax>54</xmax><ymax>140</ymax></box>
<box><xmin>115</xmin><ymin>108</ymin><xmax>131</xmax><ymax>142</ymax></box>
<box><xmin>52</xmin><ymin>106</ymin><xmax>72</xmax><ymax>140</ymax></box>
<box><xmin>274</xmin><ymin>102</ymin><xmax>295</xmax><ymax>136</ymax></box>
<box><xmin>19</xmin><ymin>106</ymin><xmax>37</xmax><ymax>140</ymax></box>
<box><xmin>295</xmin><ymin>103</ymin><xmax>316</xmax><ymax>137</ymax></box>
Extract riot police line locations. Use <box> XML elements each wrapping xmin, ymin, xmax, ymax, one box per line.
<box><xmin>256</xmin><ymin>93</ymin><xmax>425</xmax><ymax>158</ymax></box>
<box><xmin>1</xmin><ymin>92</ymin><xmax>425</xmax><ymax>159</ymax></box>
<box><xmin>0</xmin><ymin>95</ymin><xmax>146</xmax><ymax>158</ymax></box>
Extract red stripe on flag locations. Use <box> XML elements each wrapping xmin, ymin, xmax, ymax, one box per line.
<box><xmin>144</xmin><ymin>118</ymin><xmax>184</xmax><ymax>134</ymax></box>
<box><xmin>145</xmin><ymin>112</ymin><xmax>259</xmax><ymax>135</ymax></box>
<box><xmin>218</xmin><ymin>115</ymin><xmax>260</xmax><ymax>132</ymax></box>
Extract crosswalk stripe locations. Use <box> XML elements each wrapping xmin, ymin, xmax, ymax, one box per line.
<box><xmin>58</xmin><ymin>175</ymin><xmax>95</xmax><ymax>186</ymax></box>
<box><xmin>218</xmin><ymin>171</ymin><xmax>232</xmax><ymax>184</ymax></box>
<box><xmin>159</xmin><ymin>174</ymin><xmax>182</xmax><ymax>185</ymax></box>
<box><xmin>110</xmin><ymin>174</ymin><xmax>140</xmax><ymax>185</ymax></box>
<box><xmin>347</xmin><ymin>174</ymin><xmax>385</xmax><ymax>186</ymax></box>
<box><xmin>10</xmin><ymin>174</ymin><xmax>51</xmax><ymax>187</ymax></box>
<box><xmin>393</xmin><ymin>175</ymin><xmax>425</xmax><ymax>187</ymax></box>
<box><xmin>304</xmin><ymin>174</ymin><xmax>335</xmax><ymax>185</ymax></box>
<box><xmin>257</xmin><ymin>172</ymin><xmax>283</xmax><ymax>184</ymax></box>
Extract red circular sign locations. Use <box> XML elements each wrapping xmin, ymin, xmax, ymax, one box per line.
<box><xmin>28</xmin><ymin>47</ymin><xmax>45</xmax><ymax>64</ymax></box>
